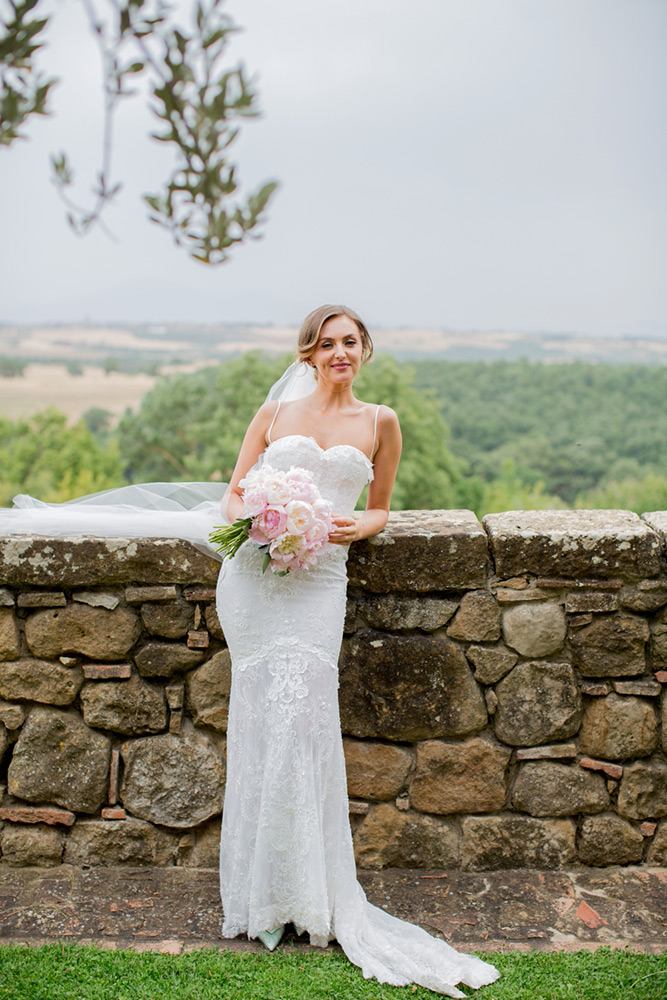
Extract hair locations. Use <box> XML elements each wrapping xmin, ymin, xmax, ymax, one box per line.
<box><xmin>297</xmin><ymin>304</ymin><xmax>374</xmax><ymax>368</ymax></box>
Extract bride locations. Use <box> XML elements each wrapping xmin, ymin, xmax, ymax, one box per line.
<box><xmin>0</xmin><ymin>304</ymin><xmax>499</xmax><ymax>996</ymax></box>
<box><xmin>214</xmin><ymin>304</ymin><xmax>499</xmax><ymax>996</ymax></box>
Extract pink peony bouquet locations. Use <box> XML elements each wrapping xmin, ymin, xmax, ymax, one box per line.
<box><xmin>209</xmin><ymin>464</ymin><xmax>333</xmax><ymax>574</ymax></box>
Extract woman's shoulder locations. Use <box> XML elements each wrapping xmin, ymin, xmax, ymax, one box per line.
<box><xmin>367</xmin><ymin>401</ymin><xmax>400</xmax><ymax>429</ymax></box>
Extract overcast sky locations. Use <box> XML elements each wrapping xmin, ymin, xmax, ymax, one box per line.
<box><xmin>1</xmin><ymin>0</ymin><xmax>665</xmax><ymax>334</ymax></box>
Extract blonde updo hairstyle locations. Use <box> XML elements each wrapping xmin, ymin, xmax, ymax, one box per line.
<box><xmin>297</xmin><ymin>305</ymin><xmax>374</xmax><ymax>372</ymax></box>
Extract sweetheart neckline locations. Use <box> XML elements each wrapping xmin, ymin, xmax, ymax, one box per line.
<box><xmin>266</xmin><ymin>434</ymin><xmax>373</xmax><ymax>468</ymax></box>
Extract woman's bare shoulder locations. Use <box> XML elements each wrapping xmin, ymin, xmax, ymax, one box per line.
<box><xmin>374</xmin><ymin>403</ymin><xmax>400</xmax><ymax>430</ymax></box>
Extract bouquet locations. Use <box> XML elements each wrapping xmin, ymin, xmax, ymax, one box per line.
<box><xmin>209</xmin><ymin>465</ymin><xmax>333</xmax><ymax>574</ymax></box>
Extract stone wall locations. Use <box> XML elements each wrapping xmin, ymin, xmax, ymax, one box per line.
<box><xmin>1</xmin><ymin>508</ymin><xmax>666</xmax><ymax>871</ymax></box>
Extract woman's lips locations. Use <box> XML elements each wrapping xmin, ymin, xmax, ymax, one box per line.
<box><xmin>331</xmin><ymin>363</ymin><xmax>350</xmax><ymax>369</ymax></box>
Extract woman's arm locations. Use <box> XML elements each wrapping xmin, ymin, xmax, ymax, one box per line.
<box><xmin>329</xmin><ymin>406</ymin><xmax>402</xmax><ymax>544</ymax></box>
<box><xmin>223</xmin><ymin>402</ymin><xmax>278</xmax><ymax>521</ymax></box>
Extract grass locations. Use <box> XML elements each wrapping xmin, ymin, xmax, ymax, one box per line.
<box><xmin>0</xmin><ymin>944</ymin><xmax>665</xmax><ymax>1000</ymax></box>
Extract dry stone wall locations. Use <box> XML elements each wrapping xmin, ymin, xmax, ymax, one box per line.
<box><xmin>1</xmin><ymin>508</ymin><xmax>667</xmax><ymax>872</ymax></box>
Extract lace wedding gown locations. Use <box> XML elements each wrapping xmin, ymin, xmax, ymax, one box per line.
<box><xmin>215</xmin><ymin>434</ymin><xmax>499</xmax><ymax>997</ymax></box>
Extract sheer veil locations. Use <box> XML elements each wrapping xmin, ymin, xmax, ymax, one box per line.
<box><xmin>0</xmin><ymin>361</ymin><xmax>316</xmax><ymax>556</ymax></box>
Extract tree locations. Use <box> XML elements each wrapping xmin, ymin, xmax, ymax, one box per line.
<box><xmin>117</xmin><ymin>353</ymin><xmax>479</xmax><ymax>511</ymax></box>
<box><xmin>0</xmin><ymin>0</ymin><xmax>277</xmax><ymax>263</ymax></box>
<box><xmin>0</xmin><ymin>409</ymin><xmax>125</xmax><ymax>505</ymax></box>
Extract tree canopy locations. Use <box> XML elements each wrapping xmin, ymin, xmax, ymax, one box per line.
<box><xmin>0</xmin><ymin>409</ymin><xmax>124</xmax><ymax>506</ymax></box>
<box><xmin>0</xmin><ymin>0</ymin><xmax>276</xmax><ymax>262</ymax></box>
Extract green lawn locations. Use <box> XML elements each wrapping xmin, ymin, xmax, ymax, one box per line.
<box><xmin>0</xmin><ymin>944</ymin><xmax>665</xmax><ymax>1000</ymax></box>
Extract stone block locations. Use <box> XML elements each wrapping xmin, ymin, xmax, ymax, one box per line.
<box><xmin>651</xmin><ymin>623</ymin><xmax>667</xmax><ymax>671</ymax></box>
<box><xmin>17</xmin><ymin>591</ymin><xmax>67</xmax><ymax>608</ymax></box>
<box><xmin>613</xmin><ymin>680</ymin><xmax>661</xmax><ymax>697</ymax></box>
<box><xmin>495</xmin><ymin>587</ymin><xmax>548</xmax><ymax>603</ymax></box>
<box><xmin>141</xmin><ymin>599</ymin><xmax>194</xmax><ymax>639</ymax></box>
<box><xmin>579</xmin><ymin>758</ymin><xmax>624</xmax><ymax>781</ymax></box>
<box><xmin>120</xmin><ymin>724</ymin><xmax>225</xmax><ymax>828</ymax></box>
<box><xmin>0</xmin><ymin>659</ymin><xmax>84</xmax><ymax>706</ymax></box>
<box><xmin>0</xmin><ymin>722</ymin><xmax>9</xmax><ymax>760</ymax></box>
<box><xmin>80</xmin><ymin>674</ymin><xmax>167</xmax><ymax>735</ymax></box>
<box><xmin>101</xmin><ymin>808</ymin><xmax>126</xmax><ymax>820</ymax></box>
<box><xmin>0</xmin><ymin>700</ymin><xmax>24</xmax><ymax>729</ymax></box>
<box><xmin>7</xmin><ymin>706</ymin><xmax>111</xmax><ymax>813</ymax></box>
<box><xmin>485</xmin><ymin>689</ymin><xmax>498</xmax><ymax>714</ymax></box>
<box><xmin>446</xmin><ymin>591</ymin><xmax>501</xmax><ymax>642</ymax></box>
<box><xmin>620</xmin><ymin>583</ymin><xmax>667</xmax><ymax>613</ymax></box>
<box><xmin>501</xmin><ymin>602</ymin><xmax>566</xmax><ymax>657</ymax></box>
<box><xmin>0</xmin><ymin>588</ymin><xmax>14</xmax><ymax>607</ymax></box>
<box><xmin>0</xmin><ymin>536</ymin><xmax>219</xmax><ymax>587</ymax></box>
<box><xmin>347</xmin><ymin>510</ymin><xmax>489</xmax><ymax>592</ymax></box>
<box><xmin>577</xmin><ymin>814</ymin><xmax>644</xmax><ymax>866</ymax></box>
<box><xmin>642</xmin><ymin>511</ymin><xmax>667</xmax><ymax>547</ymax></box>
<box><xmin>343</xmin><ymin>739</ymin><xmax>413</xmax><ymax>800</ymax></box>
<box><xmin>410</xmin><ymin>737</ymin><xmax>510</xmax><ymax>814</ymax></box>
<box><xmin>353</xmin><ymin>802</ymin><xmax>460</xmax><ymax>869</ymax></box>
<box><xmin>359</xmin><ymin>595</ymin><xmax>457</xmax><ymax>632</ymax></box>
<box><xmin>0</xmin><ymin>822</ymin><xmax>63</xmax><ymax>866</ymax></box>
<box><xmin>165</xmin><ymin>683</ymin><xmax>184</xmax><ymax>710</ymax></box>
<box><xmin>465</xmin><ymin>645</ymin><xmax>517</xmax><ymax>685</ymax></box>
<box><xmin>494</xmin><ymin>661</ymin><xmax>582</xmax><ymax>747</ymax></box>
<box><xmin>640</xmin><ymin>821</ymin><xmax>656</xmax><ymax>837</ymax></box>
<box><xmin>64</xmin><ymin>817</ymin><xmax>177</xmax><ymax>866</ymax></box>
<box><xmin>0</xmin><ymin>804</ymin><xmax>75</xmax><ymax>825</ymax></box>
<box><xmin>187</xmin><ymin>630</ymin><xmax>209</xmax><ymax>649</ymax></box>
<box><xmin>24</xmin><ymin>605</ymin><xmax>141</xmax><ymax>660</ymax></box>
<box><xmin>512</xmin><ymin>762</ymin><xmax>609</xmax><ymax>817</ymax></box>
<box><xmin>484</xmin><ymin>510</ymin><xmax>661</xmax><ymax>580</ymax></box>
<box><xmin>204</xmin><ymin>605</ymin><xmax>224</xmax><ymax>640</ymax></box>
<box><xmin>185</xmin><ymin>650</ymin><xmax>231</xmax><ymax>732</ymax></box>
<box><xmin>618</xmin><ymin>760</ymin><xmax>667</xmax><ymax>820</ymax></box>
<box><xmin>564</xmin><ymin>592</ymin><xmax>618</xmax><ymax>613</ymax></box>
<box><xmin>663</xmin><ymin>692</ymin><xmax>667</xmax><ymax>752</ymax></box>
<box><xmin>570</xmin><ymin>614</ymin><xmax>649</xmax><ymax>677</ymax></box>
<box><xmin>82</xmin><ymin>663</ymin><xmax>132</xmax><ymax>680</ymax></box>
<box><xmin>134</xmin><ymin>640</ymin><xmax>205</xmax><ymax>678</ymax></box>
<box><xmin>461</xmin><ymin>815</ymin><xmax>576</xmax><ymax>870</ymax></box>
<box><xmin>0</xmin><ymin>609</ymin><xmax>20</xmax><ymax>661</ymax></box>
<box><xmin>515</xmin><ymin>744</ymin><xmax>577</xmax><ymax>761</ymax></box>
<box><xmin>647</xmin><ymin>821</ymin><xmax>667</xmax><ymax>865</ymax></box>
<box><xmin>177</xmin><ymin>817</ymin><xmax>221</xmax><ymax>868</ymax></box>
<box><xmin>183</xmin><ymin>586</ymin><xmax>217</xmax><ymax>602</ymax></box>
<box><xmin>339</xmin><ymin>631</ymin><xmax>487</xmax><ymax>741</ymax></box>
<box><xmin>108</xmin><ymin>748</ymin><xmax>120</xmax><ymax>805</ymax></box>
<box><xmin>580</xmin><ymin>682</ymin><xmax>610</xmax><ymax>696</ymax></box>
<box><xmin>579</xmin><ymin>693</ymin><xmax>658</xmax><ymax>760</ymax></box>
<box><xmin>125</xmin><ymin>585</ymin><xmax>179</xmax><ymax>604</ymax></box>
<box><xmin>656</xmin><ymin>671</ymin><xmax>667</xmax><ymax>683</ymax></box>
<box><xmin>73</xmin><ymin>591</ymin><xmax>121</xmax><ymax>610</ymax></box>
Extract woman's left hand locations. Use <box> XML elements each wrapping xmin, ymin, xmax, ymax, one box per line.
<box><xmin>329</xmin><ymin>515</ymin><xmax>359</xmax><ymax>545</ymax></box>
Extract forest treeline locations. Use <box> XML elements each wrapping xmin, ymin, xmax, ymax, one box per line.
<box><xmin>2</xmin><ymin>355</ymin><xmax>666</xmax><ymax>515</ymax></box>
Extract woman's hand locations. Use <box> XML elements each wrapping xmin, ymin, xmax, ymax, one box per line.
<box><xmin>328</xmin><ymin>515</ymin><xmax>359</xmax><ymax>545</ymax></box>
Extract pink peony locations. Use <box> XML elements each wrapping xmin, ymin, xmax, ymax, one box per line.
<box><xmin>284</xmin><ymin>499</ymin><xmax>316</xmax><ymax>536</ymax></box>
<box><xmin>248</xmin><ymin>505</ymin><xmax>288</xmax><ymax>543</ymax></box>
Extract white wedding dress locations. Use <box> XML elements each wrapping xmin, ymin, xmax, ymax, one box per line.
<box><xmin>215</xmin><ymin>433</ymin><xmax>499</xmax><ymax>997</ymax></box>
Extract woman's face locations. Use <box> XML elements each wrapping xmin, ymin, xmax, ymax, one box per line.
<box><xmin>309</xmin><ymin>315</ymin><xmax>364</xmax><ymax>385</ymax></box>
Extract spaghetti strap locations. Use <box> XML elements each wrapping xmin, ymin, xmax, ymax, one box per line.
<box><xmin>267</xmin><ymin>400</ymin><xmax>281</xmax><ymax>444</ymax></box>
<box><xmin>370</xmin><ymin>404</ymin><xmax>381</xmax><ymax>461</ymax></box>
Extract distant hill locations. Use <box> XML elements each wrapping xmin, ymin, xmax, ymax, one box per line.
<box><xmin>2</xmin><ymin>322</ymin><xmax>667</xmax><ymax>366</ymax></box>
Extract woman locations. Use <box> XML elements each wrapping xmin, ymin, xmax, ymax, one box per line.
<box><xmin>214</xmin><ymin>304</ymin><xmax>499</xmax><ymax>996</ymax></box>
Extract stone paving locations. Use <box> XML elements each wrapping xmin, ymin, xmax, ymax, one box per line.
<box><xmin>0</xmin><ymin>865</ymin><xmax>665</xmax><ymax>955</ymax></box>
